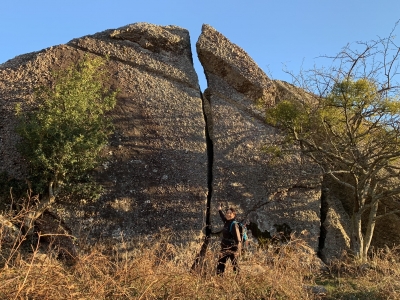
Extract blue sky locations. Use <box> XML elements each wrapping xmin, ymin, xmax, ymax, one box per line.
<box><xmin>1</xmin><ymin>0</ymin><xmax>400</xmax><ymax>90</ymax></box>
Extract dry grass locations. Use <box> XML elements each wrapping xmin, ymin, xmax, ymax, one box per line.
<box><xmin>317</xmin><ymin>247</ymin><xmax>400</xmax><ymax>299</ymax></box>
<box><xmin>1</xmin><ymin>219</ymin><xmax>400</xmax><ymax>299</ymax></box>
<box><xmin>0</xmin><ymin>223</ymin><xmax>323</xmax><ymax>300</ymax></box>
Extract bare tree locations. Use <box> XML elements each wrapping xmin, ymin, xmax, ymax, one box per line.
<box><xmin>267</xmin><ymin>22</ymin><xmax>400</xmax><ymax>261</ymax></box>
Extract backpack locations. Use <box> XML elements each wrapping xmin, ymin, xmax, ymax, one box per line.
<box><xmin>229</xmin><ymin>220</ymin><xmax>249</xmax><ymax>247</ymax></box>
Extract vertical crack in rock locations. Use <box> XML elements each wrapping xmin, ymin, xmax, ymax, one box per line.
<box><xmin>192</xmin><ymin>87</ymin><xmax>214</xmax><ymax>270</ymax></box>
<box><xmin>203</xmin><ymin>90</ymin><xmax>214</xmax><ymax>239</ymax></box>
<box><xmin>318</xmin><ymin>187</ymin><xmax>329</xmax><ymax>258</ymax></box>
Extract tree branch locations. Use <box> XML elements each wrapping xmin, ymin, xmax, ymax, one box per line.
<box><xmin>374</xmin><ymin>209</ymin><xmax>400</xmax><ymax>221</ymax></box>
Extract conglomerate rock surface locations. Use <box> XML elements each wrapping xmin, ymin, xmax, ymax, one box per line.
<box><xmin>197</xmin><ymin>24</ymin><xmax>322</xmax><ymax>251</ymax></box>
<box><xmin>1</xmin><ymin>22</ymin><xmax>400</xmax><ymax>262</ymax></box>
<box><xmin>0</xmin><ymin>23</ymin><xmax>208</xmax><ymax>244</ymax></box>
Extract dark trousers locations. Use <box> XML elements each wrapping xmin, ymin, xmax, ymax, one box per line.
<box><xmin>217</xmin><ymin>246</ymin><xmax>239</xmax><ymax>275</ymax></box>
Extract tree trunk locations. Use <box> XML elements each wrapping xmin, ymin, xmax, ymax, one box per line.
<box><xmin>23</xmin><ymin>181</ymin><xmax>56</xmax><ymax>234</ymax></box>
<box><xmin>362</xmin><ymin>200</ymin><xmax>379</xmax><ymax>261</ymax></box>
<box><xmin>350</xmin><ymin>212</ymin><xmax>364</xmax><ymax>260</ymax></box>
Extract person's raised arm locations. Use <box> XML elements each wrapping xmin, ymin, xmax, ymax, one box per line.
<box><xmin>218</xmin><ymin>203</ymin><xmax>226</xmax><ymax>221</ymax></box>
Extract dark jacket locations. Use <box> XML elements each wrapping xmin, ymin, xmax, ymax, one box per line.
<box><xmin>219</xmin><ymin>209</ymin><xmax>242</xmax><ymax>248</ymax></box>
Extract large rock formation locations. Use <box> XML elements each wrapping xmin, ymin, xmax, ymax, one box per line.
<box><xmin>197</xmin><ymin>24</ymin><xmax>322</xmax><ymax>250</ymax></box>
<box><xmin>0</xmin><ymin>23</ymin><xmax>208</xmax><ymax>243</ymax></box>
<box><xmin>1</xmin><ymin>22</ymin><xmax>400</xmax><ymax>262</ymax></box>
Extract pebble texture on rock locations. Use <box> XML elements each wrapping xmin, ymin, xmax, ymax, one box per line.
<box><xmin>2</xmin><ymin>22</ymin><xmax>399</xmax><ymax>261</ymax></box>
<box><xmin>197</xmin><ymin>24</ymin><xmax>322</xmax><ymax>251</ymax></box>
<box><xmin>0</xmin><ymin>23</ymin><xmax>208</xmax><ymax>243</ymax></box>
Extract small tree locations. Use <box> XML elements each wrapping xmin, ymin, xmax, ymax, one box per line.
<box><xmin>16</xmin><ymin>56</ymin><xmax>117</xmax><ymax>223</ymax></box>
<box><xmin>267</xmin><ymin>25</ymin><xmax>400</xmax><ymax>261</ymax></box>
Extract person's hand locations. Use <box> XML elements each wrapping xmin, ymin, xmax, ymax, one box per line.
<box><xmin>218</xmin><ymin>203</ymin><xmax>223</xmax><ymax>210</ymax></box>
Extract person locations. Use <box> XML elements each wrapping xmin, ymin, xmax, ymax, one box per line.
<box><xmin>216</xmin><ymin>204</ymin><xmax>242</xmax><ymax>275</ymax></box>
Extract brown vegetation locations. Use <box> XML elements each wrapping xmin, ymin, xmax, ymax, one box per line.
<box><xmin>1</xmin><ymin>207</ymin><xmax>400</xmax><ymax>300</ymax></box>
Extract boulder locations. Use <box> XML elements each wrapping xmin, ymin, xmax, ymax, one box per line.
<box><xmin>196</xmin><ymin>24</ymin><xmax>322</xmax><ymax>251</ymax></box>
<box><xmin>2</xmin><ymin>22</ymin><xmax>399</xmax><ymax>262</ymax></box>
<box><xmin>0</xmin><ymin>23</ymin><xmax>208</xmax><ymax>244</ymax></box>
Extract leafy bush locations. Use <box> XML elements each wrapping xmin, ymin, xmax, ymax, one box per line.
<box><xmin>15</xmin><ymin>56</ymin><xmax>117</xmax><ymax>202</ymax></box>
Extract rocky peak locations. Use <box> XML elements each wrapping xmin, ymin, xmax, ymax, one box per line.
<box><xmin>110</xmin><ymin>23</ymin><xmax>191</xmax><ymax>56</ymax></box>
<box><xmin>197</xmin><ymin>24</ymin><xmax>276</xmax><ymax>110</ymax></box>
<box><xmin>0</xmin><ymin>23</ymin><xmax>208</xmax><ymax>244</ymax></box>
<box><xmin>1</xmin><ymin>22</ymin><xmax>399</xmax><ymax>263</ymax></box>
